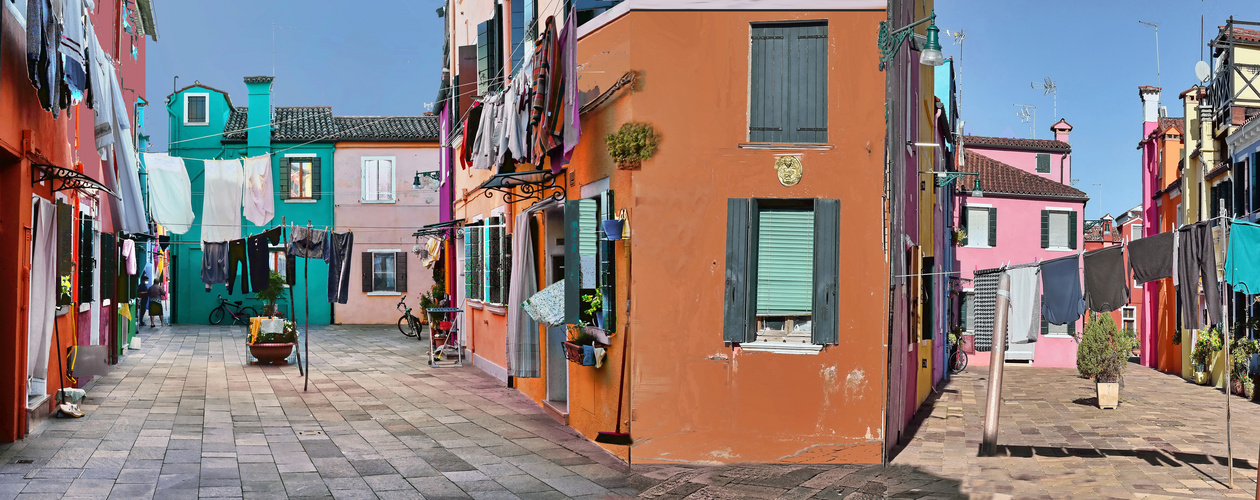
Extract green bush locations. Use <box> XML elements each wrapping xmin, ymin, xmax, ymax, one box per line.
<box><xmin>1191</xmin><ymin>328</ymin><xmax>1223</xmax><ymax>370</ymax></box>
<box><xmin>1076</xmin><ymin>313</ymin><xmax>1137</xmax><ymax>383</ymax></box>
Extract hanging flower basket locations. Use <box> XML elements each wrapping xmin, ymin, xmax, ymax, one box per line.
<box><xmin>562</xmin><ymin>341</ymin><xmax>589</xmax><ymax>365</ymax></box>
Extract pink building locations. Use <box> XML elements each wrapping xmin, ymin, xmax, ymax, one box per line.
<box><xmin>956</xmin><ymin>124</ymin><xmax>1088</xmax><ymax>368</ymax></box>
<box><xmin>333</xmin><ymin>117</ymin><xmax>441</xmax><ymax>324</ymax></box>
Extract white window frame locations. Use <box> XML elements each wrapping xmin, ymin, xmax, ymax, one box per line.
<box><xmin>183</xmin><ymin>93</ymin><xmax>210</xmax><ymax>126</ymax></box>
<box><xmin>1121</xmin><ymin>306</ymin><xmax>1137</xmax><ymax>334</ymax></box>
<box><xmin>285</xmin><ymin>153</ymin><xmax>317</xmax><ymax>202</ymax></box>
<box><xmin>367</xmin><ymin>249</ymin><xmax>402</xmax><ymax>296</ymax></box>
<box><xmin>480</xmin><ymin>215</ymin><xmax>508</xmax><ymax>307</ymax></box>
<box><xmin>360</xmin><ymin>156</ymin><xmax>397</xmax><ymax>204</ymax></box>
<box><xmin>1131</xmin><ymin>223</ymin><xmax>1144</xmax><ymax>288</ymax></box>
<box><xmin>961</xmin><ymin>288</ymin><xmax>975</xmax><ymax>334</ymax></box>
<box><xmin>1045</xmin><ymin>321</ymin><xmax>1073</xmax><ymax>338</ymax></box>
<box><xmin>1045</xmin><ymin>206</ymin><xmax>1075</xmax><ymax>252</ymax></box>
<box><xmin>965</xmin><ymin>203</ymin><xmax>993</xmax><ymax>249</ymax></box>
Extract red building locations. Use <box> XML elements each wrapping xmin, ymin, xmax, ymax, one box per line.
<box><xmin>1083</xmin><ymin>207</ymin><xmax>1144</xmax><ymax>341</ymax></box>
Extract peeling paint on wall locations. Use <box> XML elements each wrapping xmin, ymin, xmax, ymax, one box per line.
<box><xmin>706</xmin><ymin>352</ymin><xmax>728</xmax><ymax>361</ymax></box>
<box><xmin>845</xmin><ymin>368</ymin><xmax>868</xmax><ymax>400</ymax></box>
<box><xmin>818</xmin><ymin>365</ymin><xmax>841</xmax><ymax>432</ymax></box>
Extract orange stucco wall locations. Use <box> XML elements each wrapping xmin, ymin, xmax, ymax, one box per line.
<box><xmin>1156</xmin><ymin>193</ymin><xmax>1182</xmax><ymax>374</ymax></box>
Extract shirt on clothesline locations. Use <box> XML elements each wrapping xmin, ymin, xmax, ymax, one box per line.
<box><xmin>1040</xmin><ymin>254</ymin><xmax>1085</xmax><ymax>326</ymax></box>
<box><xmin>1083</xmin><ymin>245</ymin><xmax>1128</xmax><ymax>313</ymax></box>
<box><xmin>143</xmin><ymin>153</ymin><xmax>194</xmax><ymax>235</ymax></box>
<box><xmin>1128</xmin><ymin>231</ymin><xmax>1174</xmax><ymax>283</ymax></box>
<box><xmin>201</xmin><ymin>159</ymin><xmax>244</xmax><ymax>243</ymax></box>
<box><xmin>1225</xmin><ymin>220</ymin><xmax>1260</xmax><ymax>295</ymax></box>
<box><xmin>243</xmin><ymin>154</ymin><xmax>275</xmax><ymax>226</ymax></box>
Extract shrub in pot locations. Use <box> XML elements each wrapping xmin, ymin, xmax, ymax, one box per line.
<box><xmin>1076</xmin><ymin>313</ymin><xmax>1136</xmax><ymax>409</ymax></box>
<box><xmin>255</xmin><ymin>271</ymin><xmax>286</xmax><ymax>317</ymax></box>
<box><xmin>1191</xmin><ymin>328</ymin><xmax>1223</xmax><ymax>385</ymax></box>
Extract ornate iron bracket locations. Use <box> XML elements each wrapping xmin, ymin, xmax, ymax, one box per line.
<box><xmin>475</xmin><ymin>169</ymin><xmax>566</xmax><ymax>204</ymax></box>
<box><xmin>877</xmin><ymin>13</ymin><xmax>935</xmax><ymax>71</ymax></box>
<box><xmin>31</xmin><ymin>163</ymin><xmax>118</xmax><ymax>199</ymax></box>
<box><xmin>412</xmin><ymin>219</ymin><xmax>463</xmax><ymax>239</ymax></box>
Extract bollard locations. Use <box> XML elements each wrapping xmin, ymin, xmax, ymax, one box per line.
<box><xmin>981</xmin><ymin>272</ymin><xmax>1011</xmax><ymax>457</ymax></box>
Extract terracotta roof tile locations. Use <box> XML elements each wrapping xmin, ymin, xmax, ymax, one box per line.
<box><xmin>958</xmin><ymin>151</ymin><xmax>1088</xmax><ymax>201</ymax></box>
<box><xmin>221</xmin><ymin>108</ymin><xmax>437</xmax><ymax>142</ymax></box>
<box><xmin>963</xmin><ymin>135</ymin><xmax>1071</xmax><ymax>153</ymax></box>
<box><xmin>272</xmin><ymin>107</ymin><xmax>338</xmax><ymax>142</ymax></box>
<box><xmin>223</xmin><ymin>107</ymin><xmax>248</xmax><ymax>140</ymax></box>
<box><xmin>335</xmin><ymin>116</ymin><xmax>439</xmax><ymax>141</ymax></box>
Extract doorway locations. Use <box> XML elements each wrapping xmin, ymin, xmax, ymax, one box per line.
<box><xmin>544</xmin><ymin>208</ymin><xmax>568</xmax><ymax>408</ymax></box>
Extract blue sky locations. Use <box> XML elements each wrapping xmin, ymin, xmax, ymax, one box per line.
<box><xmin>935</xmin><ymin>0</ymin><xmax>1258</xmax><ymax>218</ymax></box>
<box><xmin>147</xmin><ymin>1</ymin><xmax>1258</xmax><ymax>219</ymax></box>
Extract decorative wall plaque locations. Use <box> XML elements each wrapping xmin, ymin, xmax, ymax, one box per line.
<box><xmin>774</xmin><ymin>156</ymin><xmax>803</xmax><ymax>187</ymax></box>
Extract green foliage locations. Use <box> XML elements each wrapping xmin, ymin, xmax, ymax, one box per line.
<box><xmin>582</xmin><ymin>289</ymin><xmax>603</xmax><ymax>318</ymax></box>
<box><xmin>254</xmin><ymin>271</ymin><xmax>286</xmax><ymax>316</ymax></box>
<box><xmin>1192</xmin><ymin>328</ymin><xmax>1223</xmax><ymax>370</ymax></box>
<box><xmin>1172</xmin><ymin>328</ymin><xmax>1182</xmax><ymax>346</ymax></box>
<box><xmin>417</xmin><ymin>284</ymin><xmax>446</xmax><ymax>324</ymax></box>
<box><xmin>604</xmin><ymin>122</ymin><xmax>659</xmax><ymax>166</ymax></box>
<box><xmin>1230</xmin><ymin>337</ymin><xmax>1260</xmax><ymax>382</ymax></box>
<box><xmin>567</xmin><ymin>324</ymin><xmax>600</xmax><ymax>346</ymax></box>
<box><xmin>1076</xmin><ymin>313</ymin><xmax>1138</xmax><ymax>383</ymax></box>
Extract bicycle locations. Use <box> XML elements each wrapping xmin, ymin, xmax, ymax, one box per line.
<box><xmin>397</xmin><ymin>296</ymin><xmax>425</xmax><ymax>339</ymax></box>
<box><xmin>948</xmin><ymin>332</ymin><xmax>968</xmax><ymax>374</ymax></box>
<box><xmin>209</xmin><ymin>295</ymin><xmax>259</xmax><ymax>326</ymax></box>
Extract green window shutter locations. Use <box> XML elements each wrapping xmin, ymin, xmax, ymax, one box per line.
<box><xmin>100</xmin><ymin>233</ymin><xmax>116</xmax><ymax>303</ymax></box>
<box><xmin>959</xmin><ymin>210</ymin><xmax>968</xmax><ymax>246</ymax></box>
<box><xmin>723</xmin><ymin>199</ymin><xmax>755</xmax><ymax>343</ymax></box>
<box><xmin>311</xmin><ymin>157</ymin><xmax>322</xmax><ymax>200</ymax></box>
<box><xmin>1068</xmin><ymin>211</ymin><xmax>1078</xmax><ymax>249</ymax></box>
<box><xmin>756</xmin><ymin>209</ymin><xmax>814</xmax><ymax>316</ymax></box>
<box><xmin>500</xmin><ymin>224</ymin><xmax>511</xmax><ymax>305</ymax></box>
<box><xmin>471</xmin><ymin>223</ymin><xmax>484</xmax><ymax>300</ymax></box>
<box><xmin>749</xmin><ymin>25</ymin><xmax>789</xmax><ymax>143</ymax></box>
<box><xmin>812</xmin><ymin>199</ymin><xmax>840</xmax><ymax>345</ymax></box>
<box><xmin>1068</xmin><ymin>320</ymin><xmax>1076</xmax><ymax>336</ymax></box>
<box><xmin>488</xmin><ymin>217</ymin><xmax>502</xmax><ymax>303</ymax></box>
<box><xmin>790</xmin><ymin>23</ymin><xmax>828</xmax><ymax>143</ymax></box>
<box><xmin>599</xmin><ymin>190</ymin><xmax>616</xmax><ymax>332</ymax></box>
<box><xmin>564</xmin><ymin>201</ymin><xmax>582</xmax><ymax>324</ymax></box>
<box><xmin>1041</xmin><ymin>210</ymin><xmax>1050</xmax><ymax>249</ymax></box>
<box><xmin>477</xmin><ymin>20</ymin><xmax>491</xmax><ymax>95</ymax></box>
<box><xmin>1036</xmin><ymin>153</ymin><xmax>1050</xmax><ymax>174</ymax></box>
<box><xmin>363</xmin><ymin>252</ymin><xmax>374</xmax><ymax>293</ymax></box>
<box><xmin>463</xmin><ymin>233</ymin><xmax>473</xmax><ymax>298</ymax></box>
<box><xmin>987</xmin><ymin>207</ymin><xmax>997</xmax><ymax>247</ymax></box>
<box><xmin>578</xmin><ymin>200</ymin><xmax>597</xmax><ymax>260</ymax></box>
<box><xmin>278</xmin><ymin>157</ymin><xmax>290</xmax><ymax>200</ymax></box>
<box><xmin>79</xmin><ymin>215</ymin><xmax>95</xmax><ymax>303</ymax></box>
<box><xmin>56</xmin><ymin>202</ymin><xmax>74</xmax><ymax>306</ymax></box>
<box><xmin>1041</xmin><ymin>317</ymin><xmax>1048</xmax><ymax>336</ymax></box>
<box><xmin>395</xmin><ymin>251</ymin><xmax>408</xmax><ymax>293</ymax></box>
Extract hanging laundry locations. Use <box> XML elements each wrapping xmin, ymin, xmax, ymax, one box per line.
<box><xmin>1083</xmin><ymin>246</ymin><xmax>1129</xmax><ymax>313</ymax></box>
<box><xmin>59</xmin><ymin>0</ymin><xmax>92</xmax><ymax>101</ymax></box>
<box><xmin>121</xmin><ymin>238</ymin><xmax>136</xmax><ymax>275</ymax></box>
<box><xmin>530</xmin><ymin>16</ymin><xmax>561</xmax><ymax>167</ymax></box>
<box><xmin>324</xmin><ymin>231</ymin><xmax>354</xmax><ymax>304</ymax></box>
<box><xmin>504</xmin><ymin>58</ymin><xmax>534</xmax><ymax>164</ymax></box>
<box><xmin>287</xmin><ymin>226</ymin><xmax>326</xmax><ymax>259</ymax></box>
<box><xmin>27</xmin><ymin>0</ymin><xmax>63</xmax><ymax>115</ymax></box>
<box><xmin>460</xmin><ymin>101</ymin><xmax>484</xmax><ymax>169</ymax></box>
<box><xmin>1177</xmin><ymin>221</ymin><xmax>1222</xmax><ymax>330</ymax></box>
<box><xmin>88</xmin><ymin>27</ymin><xmax>114</xmax><ymax>151</ymax></box>
<box><xmin>242</xmin><ymin>154</ymin><xmax>275</xmax><ymax>226</ymax></box>
<box><xmin>560</xmin><ymin>12</ymin><xmax>581</xmax><ymax>165</ymax></box>
<box><xmin>1040</xmin><ymin>254</ymin><xmax>1085</xmax><ymax>326</ymax></box>
<box><xmin>471</xmin><ymin>92</ymin><xmax>504</xmax><ymax>170</ymax></box>
<box><xmin>248</xmin><ymin>228</ymin><xmax>282</xmax><ymax>293</ymax></box>
<box><xmin>202</xmin><ymin>241</ymin><xmax>229</xmax><ymax>290</ymax></box>
<box><xmin>1225</xmin><ymin>220</ymin><xmax>1260</xmax><ymax>295</ymax></box>
<box><xmin>1128</xmin><ymin>231</ymin><xmax>1174</xmax><ymax>283</ymax></box>
<box><xmin>1172</xmin><ymin>230</ymin><xmax>1180</xmax><ymax>287</ymax></box>
<box><xmin>1005</xmin><ymin>266</ymin><xmax>1041</xmax><ymax>344</ymax></box>
<box><xmin>226</xmin><ymin>239</ymin><xmax>250</xmax><ymax>295</ymax></box>
<box><xmin>143</xmin><ymin>153</ymin><xmax>194</xmax><ymax>234</ymax></box>
<box><xmin>201</xmin><ymin>159</ymin><xmax>244</xmax><ymax>243</ymax></box>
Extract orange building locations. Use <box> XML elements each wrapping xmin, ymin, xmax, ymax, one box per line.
<box><xmin>442</xmin><ymin>1</ymin><xmax>907</xmax><ymax>463</ymax></box>
<box><xmin>1135</xmin><ymin>103</ymin><xmax>1185</xmax><ymax>376</ymax></box>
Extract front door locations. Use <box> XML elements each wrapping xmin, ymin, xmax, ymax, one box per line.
<box><xmin>544</xmin><ymin>209</ymin><xmax>568</xmax><ymax>408</ymax></box>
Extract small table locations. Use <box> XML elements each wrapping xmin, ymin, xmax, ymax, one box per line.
<box><xmin>424</xmin><ymin>307</ymin><xmax>464</xmax><ymax>368</ymax></box>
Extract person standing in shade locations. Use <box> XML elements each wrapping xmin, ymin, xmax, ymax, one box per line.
<box><xmin>147</xmin><ymin>278</ymin><xmax>167</xmax><ymax>327</ymax></box>
<box><xmin>137</xmin><ymin>276</ymin><xmax>150</xmax><ymax>326</ymax></box>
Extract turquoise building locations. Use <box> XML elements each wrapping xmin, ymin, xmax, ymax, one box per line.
<box><xmin>166</xmin><ymin>76</ymin><xmax>335</xmax><ymax>325</ymax></box>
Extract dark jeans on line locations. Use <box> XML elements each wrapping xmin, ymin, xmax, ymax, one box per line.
<box><xmin>227</xmin><ymin>239</ymin><xmax>249</xmax><ymax>295</ymax></box>
<box><xmin>325</xmin><ymin>231</ymin><xmax>354</xmax><ymax>304</ymax></box>
<box><xmin>248</xmin><ymin>228</ymin><xmax>282</xmax><ymax>293</ymax></box>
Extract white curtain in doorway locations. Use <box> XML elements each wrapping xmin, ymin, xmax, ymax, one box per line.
<box><xmin>28</xmin><ymin>197</ymin><xmax>57</xmax><ymax>397</ymax></box>
<box><xmin>508</xmin><ymin>210</ymin><xmax>541</xmax><ymax>378</ymax></box>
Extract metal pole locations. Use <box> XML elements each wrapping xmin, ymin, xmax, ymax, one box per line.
<box><xmin>1218</xmin><ymin>201</ymin><xmax>1233</xmax><ymax>489</ymax></box>
<box><xmin>304</xmin><ymin>222</ymin><xmax>311</xmax><ymax>392</ymax></box>
<box><xmin>981</xmin><ymin>272</ymin><xmax>1011</xmax><ymax>456</ymax></box>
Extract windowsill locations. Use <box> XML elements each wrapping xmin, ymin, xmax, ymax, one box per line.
<box><xmin>740</xmin><ymin>342</ymin><xmax>823</xmax><ymax>355</ymax></box>
<box><xmin>367</xmin><ymin>291</ymin><xmax>401</xmax><ymax>296</ymax></box>
<box><xmin>25</xmin><ymin>394</ymin><xmax>49</xmax><ymax>412</ymax></box>
<box><xmin>486</xmin><ymin>305</ymin><xmax>507</xmax><ymax>316</ymax></box>
<box><xmin>79</xmin><ymin>303</ymin><xmax>91</xmax><ymax>312</ymax></box>
<box><xmin>1046</xmin><ymin>247</ymin><xmax>1076</xmax><ymax>252</ymax></box>
<box><xmin>469</xmin><ymin>301</ymin><xmax>484</xmax><ymax>310</ymax></box>
<box><xmin>738</xmin><ymin>142</ymin><xmax>833</xmax><ymax>151</ymax></box>
<box><xmin>964</xmin><ymin>244</ymin><xmax>992</xmax><ymax>249</ymax></box>
<box><xmin>359</xmin><ymin>199</ymin><xmax>397</xmax><ymax>204</ymax></box>
<box><xmin>284</xmin><ymin>199</ymin><xmax>317</xmax><ymax>204</ymax></box>
<box><xmin>183</xmin><ymin>122</ymin><xmax>210</xmax><ymax>127</ymax></box>
<box><xmin>1044</xmin><ymin>334</ymin><xmax>1075</xmax><ymax>339</ymax></box>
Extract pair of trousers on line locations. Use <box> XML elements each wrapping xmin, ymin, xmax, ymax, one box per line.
<box><xmin>227</xmin><ymin>240</ymin><xmax>249</xmax><ymax>295</ymax></box>
<box><xmin>1178</xmin><ymin>221</ymin><xmax>1222</xmax><ymax>331</ymax></box>
<box><xmin>326</xmin><ymin>232</ymin><xmax>354</xmax><ymax>304</ymax></box>
<box><xmin>247</xmin><ymin>228</ymin><xmax>283</xmax><ymax>293</ymax></box>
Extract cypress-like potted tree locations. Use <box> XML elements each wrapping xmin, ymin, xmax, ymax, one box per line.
<box><xmin>1076</xmin><ymin>313</ymin><xmax>1137</xmax><ymax>409</ymax></box>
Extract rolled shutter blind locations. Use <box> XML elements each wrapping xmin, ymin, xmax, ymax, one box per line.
<box><xmin>756</xmin><ymin>209</ymin><xmax>814</xmax><ymax>315</ymax></box>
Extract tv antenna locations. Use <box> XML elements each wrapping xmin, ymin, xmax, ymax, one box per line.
<box><xmin>1139</xmin><ymin>20</ymin><xmax>1161</xmax><ymax>90</ymax></box>
<box><xmin>947</xmin><ymin>29</ymin><xmax>966</xmax><ymax>110</ymax></box>
<box><xmin>1014</xmin><ymin>104</ymin><xmax>1037</xmax><ymax>139</ymax></box>
<box><xmin>1031</xmin><ymin>77</ymin><xmax>1058</xmax><ymax>119</ymax></box>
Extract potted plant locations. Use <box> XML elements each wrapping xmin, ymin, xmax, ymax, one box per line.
<box><xmin>417</xmin><ymin>283</ymin><xmax>446</xmax><ymax>326</ymax></box>
<box><xmin>1228</xmin><ymin>334</ymin><xmax>1260</xmax><ymax>396</ymax></box>
<box><xmin>582</xmin><ymin>290</ymin><xmax>604</xmax><ymax>330</ymax></box>
<box><xmin>248</xmin><ymin>319</ymin><xmax>296</xmax><ymax>365</ymax></box>
<box><xmin>1075</xmin><ymin>313</ymin><xmax>1137</xmax><ymax>409</ymax></box>
<box><xmin>255</xmin><ymin>271</ymin><xmax>286</xmax><ymax>317</ymax></box>
<box><xmin>562</xmin><ymin>323</ymin><xmax>603</xmax><ymax>367</ymax></box>
<box><xmin>952</xmin><ymin>227</ymin><xmax>967</xmax><ymax>246</ymax></box>
<box><xmin>604</xmin><ymin>122</ymin><xmax>659</xmax><ymax>170</ymax></box>
<box><xmin>1191</xmin><ymin>328</ymin><xmax>1223</xmax><ymax>386</ymax></box>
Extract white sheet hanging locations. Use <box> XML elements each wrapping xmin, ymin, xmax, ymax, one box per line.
<box><xmin>201</xmin><ymin>159</ymin><xmax>244</xmax><ymax>243</ymax></box>
<box><xmin>28</xmin><ymin>197</ymin><xmax>57</xmax><ymax>397</ymax></box>
<box><xmin>242</xmin><ymin>154</ymin><xmax>275</xmax><ymax>226</ymax></box>
<box><xmin>143</xmin><ymin>153</ymin><xmax>194</xmax><ymax>234</ymax></box>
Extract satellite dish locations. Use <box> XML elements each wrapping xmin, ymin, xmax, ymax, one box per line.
<box><xmin>1195</xmin><ymin>60</ymin><xmax>1211</xmax><ymax>83</ymax></box>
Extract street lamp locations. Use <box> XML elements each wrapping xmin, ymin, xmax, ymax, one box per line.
<box><xmin>919</xmin><ymin>17</ymin><xmax>945</xmax><ymax>67</ymax></box>
<box><xmin>878</xmin><ymin>12</ymin><xmax>945</xmax><ymax>70</ymax></box>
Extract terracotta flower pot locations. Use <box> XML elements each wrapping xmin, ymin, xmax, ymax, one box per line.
<box><xmin>249</xmin><ymin>343</ymin><xmax>294</xmax><ymax>365</ymax></box>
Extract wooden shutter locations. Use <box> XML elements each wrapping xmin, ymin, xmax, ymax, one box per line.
<box><xmin>278</xmin><ymin>157</ymin><xmax>290</xmax><ymax>200</ymax></box>
<box><xmin>1040</xmin><ymin>210</ymin><xmax>1050</xmax><ymax>248</ymax></box>
<box><xmin>1041</xmin><ymin>316</ymin><xmax>1048</xmax><ymax>336</ymax></box>
<box><xmin>1036</xmin><ymin>154</ymin><xmax>1051</xmax><ymax>173</ymax></box>
<box><xmin>99</xmin><ymin>233</ymin><xmax>116</xmax><ymax>303</ymax></box>
<box><xmin>477</xmin><ymin>20</ymin><xmax>491</xmax><ymax>95</ymax></box>
<box><xmin>564</xmin><ymin>201</ymin><xmax>581</xmax><ymax>324</ymax></box>
<box><xmin>790</xmin><ymin>23</ymin><xmax>828</xmax><ymax>143</ymax></box>
<box><xmin>987</xmin><ymin>207</ymin><xmax>997</xmax><ymax>247</ymax></box>
<box><xmin>362</xmin><ymin>252</ymin><xmax>373</xmax><ymax>293</ymax></box>
<box><xmin>959</xmin><ymin>209</ymin><xmax>968</xmax><ymax>246</ymax></box>
<box><xmin>56</xmin><ymin>202</ymin><xmax>74</xmax><ymax>306</ymax></box>
<box><xmin>749</xmin><ymin>25</ymin><xmax>789</xmax><ymax>143</ymax></box>
<box><xmin>464</xmin><ymin>230</ymin><xmax>473</xmax><ymax>298</ymax></box>
<box><xmin>723</xmin><ymin>199</ymin><xmax>757</xmax><ymax>343</ymax></box>
<box><xmin>812</xmin><ymin>199</ymin><xmax>840</xmax><ymax>345</ymax></box>
<box><xmin>311</xmin><ymin>157</ymin><xmax>322</xmax><ymax>200</ymax></box>
<box><xmin>469</xmin><ymin>222</ymin><xmax>483</xmax><ymax>301</ymax></box>
<box><xmin>599</xmin><ymin>190</ymin><xmax>616</xmax><ymax>332</ymax></box>
<box><xmin>488</xmin><ymin>216</ymin><xmax>502</xmax><ymax>303</ymax></box>
<box><xmin>395</xmin><ymin>252</ymin><xmax>408</xmax><ymax>293</ymax></box>
<box><xmin>79</xmin><ymin>215</ymin><xmax>95</xmax><ymax>303</ymax></box>
<box><xmin>1068</xmin><ymin>211</ymin><xmax>1078</xmax><ymax>249</ymax></box>
<box><xmin>500</xmin><ymin>224</ymin><xmax>511</xmax><ymax>306</ymax></box>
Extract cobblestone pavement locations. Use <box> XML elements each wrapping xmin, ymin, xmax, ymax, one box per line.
<box><xmin>2</xmin><ymin>325</ymin><xmax>1255</xmax><ymax>499</ymax></box>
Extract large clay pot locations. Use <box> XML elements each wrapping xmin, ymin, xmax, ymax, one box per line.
<box><xmin>1096</xmin><ymin>382</ymin><xmax>1119</xmax><ymax>409</ymax></box>
<box><xmin>249</xmin><ymin>343</ymin><xmax>294</xmax><ymax>365</ymax></box>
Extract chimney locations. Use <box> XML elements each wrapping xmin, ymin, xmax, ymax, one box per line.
<box><xmin>244</xmin><ymin>76</ymin><xmax>274</xmax><ymax>155</ymax></box>
<box><xmin>1139</xmin><ymin>86</ymin><xmax>1161</xmax><ymax>123</ymax></box>
<box><xmin>1051</xmin><ymin>118</ymin><xmax>1073</xmax><ymax>143</ymax></box>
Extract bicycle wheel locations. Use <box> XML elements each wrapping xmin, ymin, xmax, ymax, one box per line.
<box><xmin>209</xmin><ymin>306</ymin><xmax>226</xmax><ymax>325</ymax></box>
<box><xmin>237</xmin><ymin>307</ymin><xmax>260</xmax><ymax>325</ymax></box>
<box><xmin>399</xmin><ymin>316</ymin><xmax>417</xmax><ymax>337</ymax></box>
<box><xmin>951</xmin><ymin>349</ymin><xmax>968</xmax><ymax>374</ymax></box>
<box><xmin>409</xmin><ymin>316</ymin><xmax>424</xmax><ymax>340</ymax></box>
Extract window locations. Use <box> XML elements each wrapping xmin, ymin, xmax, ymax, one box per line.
<box><xmin>510</xmin><ymin>0</ymin><xmax>536</xmax><ymax>72</ymax></box>
<box><xmin>362</xmin><ymin>251</ymin><xmax>407</xmax><ymax>294</ymax></box>
<box><xmin>722</xmin><ymin>199</ymin><xmax>841</xmax><ymax>347</ymax></box>
<box><xmin>1041</xmin><ymin>300</ymin><xmax>1076</xmax><ymax>338</ymax></box>
<box><xmin>748</xmin><ymin>21</ymin><xmax>828</xmax><ymax>144</ymax></box>
<box><xmin>184</xmin><ymin>93</ymin><xmax>209</xmax><ymax>125</ymax></box>
<box><xmin>78</xmin><ymin>214</ymin><xmax>96</xmax><ymax>303</ymax></box>
<box><xmin>564</xmin><ymin>192</ymin><xmax>617</xmax><ymax>331</ymax></box>
<box><xmin>361</xmin><ymin>158</ymin><xmax>396</xmax><ymax>203</ymax></box>
<box><xmin>960</xmin><ymin>291</ymin><xmax>974</xmax><ymax>333</ymax></box>
<box><xmin>1121</xmin><ymin>307</ymin><xmax>1137</xmax><ymax>334</ymax></box>
<box><xmin>1036</xmin><ymin>153</ymin><xmax>1051</xmax><ymax>174</ymax></box>
<box><xmin>1132</xmin><ymin>224</ymin><xmax>1144</xmax><ymax>288</ymax></box>
<box><xmin>464</xmin><ymin>217</ymin><xmax>511</xmax><ymax>305</ymax></box>
<box><xmin>965</xmin><ymin>206</ymin><xmax>995</xmax><ymax>247</ymax></box>
<box><xmin>279</xmin><ymin>156</ymin><xmax>321</xmax><ymax>200</ymax></box>
<box><xmin>477</xmin><ymin>4</ymin><xmax>504</xmax><ymax>95</ymax></box>
<box><xmin>1041</xmin><ymin>209</ymin><xmax>1076</xmax><ymax>250</ymax></box>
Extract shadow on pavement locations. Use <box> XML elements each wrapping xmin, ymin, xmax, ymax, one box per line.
<box><xmin>633</xmin><ymin>462</ymin><xmax>966</xmax><ymax>499</ymax></box>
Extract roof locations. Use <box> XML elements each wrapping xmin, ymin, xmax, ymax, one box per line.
<box><xmin>963</xmin><ymin>135</ymin><xmax>1071</xmax><ymax>153</ymax></box>
<box><xmin>221</xmin><ymin>107</ymin><xmax>439</xmax><ymax>143</ymax></box>
<box><xmin>1050</xmin><ymin>118</ymin><xmax>1073</xmax><ymax>131</ymax></box>
<box><xmin>167</xmin><ymin>82</ymin><xmax>234</xmax><ymax>109</ymax></box>
<box><xmin>1084</xmin><ymin>219</ymin><xmax>1120</xmax><ymax>243</ymax></box>
<box><xmin>1152</xmin><ymin>177</ymin><xmax>1182</xmax><ymax>200</ymax></box>
<box><xmin>243</xmin><ymin>76</ymin><xmax>274</xmax><ymax>84</ymax></box>
<box><xmin>1213</xmin><ymin>25</ymin><xmax>1260</xmax><ymax>48</ymax></box>
<box><xmin>957</xmin><ymin>150</ymin><xmax>1089</xmax><ymax>201</ymax></box>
